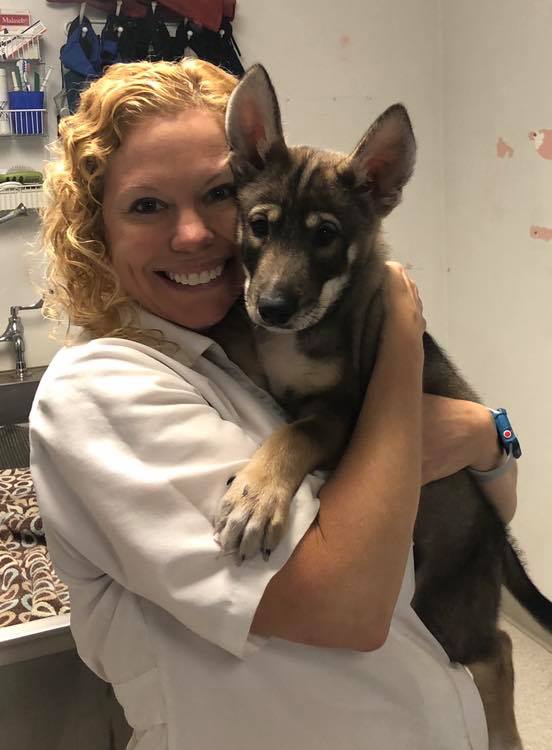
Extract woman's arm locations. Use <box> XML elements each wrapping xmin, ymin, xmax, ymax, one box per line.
<box><xmin>30</xmin><ymin>340</ymin><xmax>322</xmax><ymax>660</ymax></box>
<box><xmin>252</xmin><ymin>263</ymin><xmax>426</xmax><ymax>650</ymax></box>
<box><xmin>421</xmin><ymin>395</ymin><xmax>518</xmax><ymax>523</ymax></box>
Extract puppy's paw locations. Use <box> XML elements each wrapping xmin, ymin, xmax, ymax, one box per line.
<box><xmin>214</xmin><ymin>464</ymin><xmax>293</xmax><ymax>562</ymax></box>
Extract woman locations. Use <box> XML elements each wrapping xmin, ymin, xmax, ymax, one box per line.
<box><xmin>31</xmin><ymin>58</ymin><xmax>517</xmax><ymax>749</ymax></box>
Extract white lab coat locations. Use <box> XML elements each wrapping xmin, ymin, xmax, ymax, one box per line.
<box><xmin>30</xmin><ymin>309</ymin><xmax>487</xmax><ymax>750</ymax></box>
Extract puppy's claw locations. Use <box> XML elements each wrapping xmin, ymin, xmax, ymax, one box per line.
<box><xmin>214</xmin><ymin>467</ymin><xmax>294</xmax><ymax>562</ymax></box>
<box><xmin>234</xmin><ymin>551</ymin><xmax>246</xmax><ymax>567</ymax></box>
<box><xmin>213</xmin><ymin>515</ymin><xmax>227</xmax><ymax>536</ymax></box>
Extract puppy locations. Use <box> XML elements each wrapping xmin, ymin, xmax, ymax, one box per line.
<box><xmin>211</xmin><ymin>65</ymin><xmax>552</xmax><ymax>749</ymax></box>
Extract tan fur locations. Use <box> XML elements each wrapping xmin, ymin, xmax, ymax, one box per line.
<box><xmin>305</xmin><ymin>211</ymin><xmax>341</xmax><ymax>229</ymax></box>
<box><xmin>217</xmin><ymin>411</ymin><xmax>350</xmax><ymax>559</ymax></box>
<box><xmin>250</xmin><ymin>203</ymin><xmax>282</xmax><ymax>223</ymax></box>
<box><xmin>256</xmin><ymin>330</ymin><xmax>343</xmax><ymax>401</ymax></box>
<box><xmin>468</xmin><ymin>631</ymin><xmax>523</xmax><ymax>750</ymax></box>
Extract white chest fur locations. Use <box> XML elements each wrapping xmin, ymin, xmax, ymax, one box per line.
<box><xmin>255</xmin><ymin>332</ymin><xmax>343</xmax><ymax>401</ymax></box>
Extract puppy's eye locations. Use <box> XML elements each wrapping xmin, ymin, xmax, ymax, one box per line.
<box><xmin>250</xmin><ymin>216</ymin><xmax>269</xmax><ymax>239</ymax></box>
<box><xmin>314</xmin><ymin>222</ymin><xmax>338</xmax><ymax>247</ymax></box>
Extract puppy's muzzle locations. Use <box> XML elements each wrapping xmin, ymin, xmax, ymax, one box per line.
<box><xmin>257</xmin><ymin>291</ymin><xmax>298</xmax><ymax>327</ymax></box>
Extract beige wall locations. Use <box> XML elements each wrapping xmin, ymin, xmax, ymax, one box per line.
<box><xmin>443</xmin><ymin>0</ymin><xmax>552</xmax><ymax>600</ymax></box>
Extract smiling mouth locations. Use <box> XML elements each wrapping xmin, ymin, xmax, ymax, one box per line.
<box><xmin>157</xmin><ymin>260</ymin><xmax>230</xmax><ymax>288</ymax></box>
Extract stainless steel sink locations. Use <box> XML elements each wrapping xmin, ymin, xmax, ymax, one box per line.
<box><xmin>0</xmin><ymin>366</ymin><xmax>47</xmax><ymax>468</ymax></box>
<box><xmin>0</xmin><ymin>363</ymin><xmax>74</xmax><ymax>665</ymax></box>
<box><xmin>0</xmin><ymin>366</ymin><xmax>47</xmax><ymax>426</ymax></box>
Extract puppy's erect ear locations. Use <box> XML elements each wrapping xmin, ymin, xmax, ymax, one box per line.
<box><xmin>225</xmin><ymin>64</ymin><xmax>287</xmax><ymax>178</ymax></box>
<box><xmin>342</xmin><ymin>104</ymin><xmax>416</xmax><ymax>216</ymax></box>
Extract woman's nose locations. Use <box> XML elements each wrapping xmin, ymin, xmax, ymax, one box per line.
<box><xmin>170</xmin><ymin>208</ymin><xmax>214</xmax><ymax>252</ymax></box>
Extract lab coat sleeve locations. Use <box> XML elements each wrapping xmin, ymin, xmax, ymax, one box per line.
<box><xmin>29</xmin><ymin>340</ymin><xmax>321</xmax><ymax>658</ymax></box>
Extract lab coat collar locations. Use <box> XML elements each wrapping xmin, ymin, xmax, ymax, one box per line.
<box><xmin>137</xmin><ymin>308</ymin><xmax>217</xmax><ymax>368</ymax></box>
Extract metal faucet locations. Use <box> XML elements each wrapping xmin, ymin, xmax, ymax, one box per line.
<box><xmin>0</xmin><ymin>203</ymin><xmax>27</xmax><ymax>225</ymax></box>
<box><xmin>0</xmin><ymin>299</ymin><xmax>44</xmax><ymax>380</ymax></box>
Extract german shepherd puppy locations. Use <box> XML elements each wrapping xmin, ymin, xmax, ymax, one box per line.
<box><xmin>212</xmin><ymin>65</ymin><xmax>552</xmax><ymax>749</ymax></box>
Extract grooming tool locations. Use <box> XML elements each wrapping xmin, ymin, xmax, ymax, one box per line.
<box><xmin>21</xmin><ymin>60</ymin><xmax>30</xmax><ymax>91</ymax></box>
<box><xmin>40</xmin><ymin>65</ymin><xmax>52</xmax><ymax>92</ymax></box>
<box><xmin>0</xmin><ymin>167</ymin><xmax>43</xmax><ymax>184</ymax></box>
<box><xmin>13</xmin><ymin>64</ymin><xmax>22</xmax><ymax>91</ymax></box>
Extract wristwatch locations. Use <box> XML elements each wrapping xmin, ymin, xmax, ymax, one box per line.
<box><xmin>490</xmin><ymin>408</ymin><xmax>522</xmax><ymax>459</ymax></box>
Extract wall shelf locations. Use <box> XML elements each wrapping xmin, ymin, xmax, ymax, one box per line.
<box><xmin>0</xmin><ymin>184</ymin><xmax>44</xmax><ymax>211</ymax></box>
<box><xmin>1</xmin><ymin>32</ymin><xmax>47</xmax><ymax>137</ymax></box>
<box><xmin>0</xmin><ymin>107</ymin><xmax>46</xmax><ymax>136</ymax></box>
<box><xmin>0</xmin><ymin>25</ymin><xmax>45</xmax><ymax>61</ymax></box>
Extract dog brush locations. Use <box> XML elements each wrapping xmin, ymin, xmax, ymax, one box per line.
<box><xmin>0</xmin><ymin>166</ymin><xmax>43</xmax><ymax>184</ymax></box>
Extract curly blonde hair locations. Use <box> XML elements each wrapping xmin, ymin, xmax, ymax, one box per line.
<box><xmin>41</xmin><ymin>57</ymin><xmax>238</xmax><ymax>345</ymax></box>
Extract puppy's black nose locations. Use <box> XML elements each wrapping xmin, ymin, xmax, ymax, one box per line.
<box><xmin>257</xmin><ymin>293</ymin><xmax>298</xmax><ymax>326</ymax></box>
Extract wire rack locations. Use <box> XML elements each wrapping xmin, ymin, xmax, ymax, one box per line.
<box><xmin>0</xmin><ymin>184</ymin><xmax>44</xmax><ymax>211</ymax></box>
<box><xmin>0</xmin><ymin>107</ymin><xmax>46</xmax><ymax>136</ymax></box>
<box><xmin>0</xmin><ymin>26</ymin><xmax>45</xmax><ymax>60</ymax></box>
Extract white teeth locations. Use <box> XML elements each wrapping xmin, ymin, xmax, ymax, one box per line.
<box><xmin>166</xmin><ymin>264</ymin><xmax>224</xmax><ymax>286</ymax></box>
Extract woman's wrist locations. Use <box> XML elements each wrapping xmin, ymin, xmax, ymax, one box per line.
<box><xmin>468</xmin><ymin>404</ymin><xmax>503</xmax><ymax>472</ymax></box>
<box><xmin>420</xmin><ymin>397</ymin><xmax>519</xmax><ymax>523</ymax></box>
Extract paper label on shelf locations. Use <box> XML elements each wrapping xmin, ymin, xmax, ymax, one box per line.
<box><xmin>0</xmin><ymin>10</ymin><xmax>31</xmax><ymax>33</ymax></box>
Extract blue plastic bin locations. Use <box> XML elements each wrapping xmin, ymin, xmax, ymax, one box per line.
<box><xmin>8</xmin><ymin>91</ymin><xmax>45</xmax><ymax>135</ymax></box>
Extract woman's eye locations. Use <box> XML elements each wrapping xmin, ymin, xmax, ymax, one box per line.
<box><xmin>250</xmin><ymin>216</ymin><xmax>269</xmax><ymax>239</ymax></box>
<box><xmin>206</xmin><ymin>183</ymin><xmax>236</xmax><ymax>203</ymax></box>
<box><xmin>314</xmin><ymin>222</ymin><xmax>338</xmax><ymax>248</ymax></box>
<box><xmin>130</xmin><ymin>198</ymin><xmax>165</xmax><ymax>214</ymax></box>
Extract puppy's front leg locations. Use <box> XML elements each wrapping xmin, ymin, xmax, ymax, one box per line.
<box><xmin>214</xmin><ymin>411</ymin><xmax>350</xmax><ymax>561</ymax></box>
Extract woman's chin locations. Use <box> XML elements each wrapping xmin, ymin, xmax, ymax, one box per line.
<box><xmin>172</xmin><ymin>289</ymin><xmax>241</xmax><ymax>332</ymax></box>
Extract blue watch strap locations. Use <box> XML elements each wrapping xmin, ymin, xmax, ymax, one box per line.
<box><xmin>490</xmin><ymin>408</ymin><xmax>522</xmax><ymax>459</ymax></box>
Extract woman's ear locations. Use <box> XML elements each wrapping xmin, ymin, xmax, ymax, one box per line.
<box><xmin>225</xmin><ymin>64</ymin><xmax>287</xmax><ymax>179</ymax></box>
<box><xmin>342</xmin><ymin>104</ymin><xmax>417</xmax><ymax>216</ymax></box>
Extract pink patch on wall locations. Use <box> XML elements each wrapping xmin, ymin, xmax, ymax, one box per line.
<box><xmin>529</xmin><ymin>129</ymin><xmax>552</xmax><ymax>159</ymax></box>
<box><xmin>530</xmin><ymin>226</ymin><xmax>552</xmax><ymax>241</ymax></box>
<box><xmin>338</xmin><ymin>33</ymin><xmax>352</xmax><ymax>62</ymax></box>
<box><xmin>496</xmin><ymin>137</ymin><xmax>514</xmax><ymax>158</ymax></box>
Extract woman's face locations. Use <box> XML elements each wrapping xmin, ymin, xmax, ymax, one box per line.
<box><xmin>102</xmin><ymin>108</ymin><xmax>243</xmax><ymax>331</ymax></box>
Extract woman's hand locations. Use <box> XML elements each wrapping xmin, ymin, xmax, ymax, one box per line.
<box><xmin>382</xmin><ymin>262</ymin><xmax>426</xmax><ymax>351</ymax></box>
